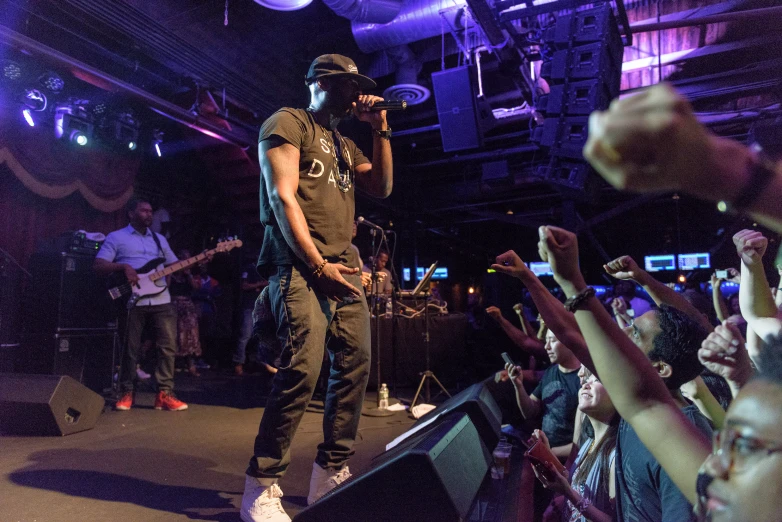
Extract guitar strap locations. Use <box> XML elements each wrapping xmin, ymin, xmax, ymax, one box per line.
<box><xmin>149</xmin><ymin>228</ymin><xmax>164</xmax><ymax>258</ymax></box>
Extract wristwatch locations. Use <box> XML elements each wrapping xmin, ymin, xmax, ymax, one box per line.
<box><xmin>372</xmin><ymin>127</ymin><xmax>392</xmax><ymax>140</ymax></box>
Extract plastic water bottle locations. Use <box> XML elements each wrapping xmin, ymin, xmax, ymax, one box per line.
<box><xmin>385</xmin><ymin>299</ymin><xmax>393</xmax><ymax>318</ymax></box>
<box><xmin>379</xmin><ymin>383</ymin><xmax>389</xmax><ymax>409</ymax></box>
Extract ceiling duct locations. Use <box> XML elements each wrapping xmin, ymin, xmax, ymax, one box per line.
<box><xmin>381</xmin><ymin>45</ymin><xmax>430</xmax><ymax>105</ymax></box>
<box><xmin>322</xmin><ymin>0</ymin><xmax>404</xmax><ymax>23</ymax></box>
<box><xmin>352</xmin><ymin>0</ymin><xmax>467</xmax><ymax>53</ymax></box>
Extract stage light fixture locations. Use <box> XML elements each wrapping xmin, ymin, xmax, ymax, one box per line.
<box><xmin>55</xmin><ymin>105</ymin><xmax>94</xmax><ymax>146</ymax></box>
<box><xmin>39</xmin><ymin>71</ymin><xmax>65</xmax><ymax>93</ymax></box>
<box><xmin>152</xmin><ymin>129</ymin><xmax>164</xmax><ymax>157</ymax></box>
<box><xmin>22</xmin><ymin>89</ymin><xmax>47</xmax><ymax>111</ymax></box>
<box><xmin>1</xmin><ymin>60</ymin><xmax>22</xmax><ymax>81</ymax></box>
<box><xmin>22</xmin><ymin>109</ymin><xmax>35</xmax><ymax>127</ymax></box>
<box><xmin>112</xmin><ymin>111</ymin><xmax>140</xmax><ymax>152</ymax></box>
<box><xmin>72</xmin><ymin>131</ymin><xmax>88</xmax><ymax>146</ymax></box>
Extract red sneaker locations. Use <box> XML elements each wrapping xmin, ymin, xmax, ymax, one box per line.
<box><xmin>115</xmin><ymin>392</ymin><xmax>133</xmax><ymax>411</ymax></box>
<box><xmin>155</xmin><ymin>391</ymin><xmax>188</xmax><ymax>411</ymax></box>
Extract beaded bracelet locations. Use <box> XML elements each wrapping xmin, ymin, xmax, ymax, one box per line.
<box><xmin>312</xmin><ymin>260</ymin><xmax>328</xmax><ymax>278</ymax></box>
<box><xmin>563</xmin><ymin>287</ymin><xmax>596</xmax><ymax>313</ymax></box>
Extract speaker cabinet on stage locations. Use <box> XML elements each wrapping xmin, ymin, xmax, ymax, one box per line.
<box><xmin>432</xmin><ymin>65</ymin><xmax>496</xmax><ymax>152</ymax></box>
<box><xmin>294</xmin><ymin>412</ymin><xmax>491</xmax><ymax>522</ymax></box>
<box><xmin>411</xmin><ymin>382</ymin><xmax>503</xmax><ymax>452</ymax></box>
<box><xmin>24</xmin><ymin>252</ymin><xmax>115</xmax><ymax>333</ymax></box>
<box><xmin>18</xmin><ymin>331</ymin><xmax>117</xmax><ymax>394</ymax></box>
<box><xmin>0</xmin><ymin>374</ymin><xmax>104</xmax><ymax>436</ymax></box>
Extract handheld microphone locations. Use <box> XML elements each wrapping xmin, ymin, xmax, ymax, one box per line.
<box><xmin>357</xmin><ymin>216</ymin><xmax>384</xmax><ymax>231</ymax></box>
<box><xmin>370</xmin><ymin>100</ymin><xmax>407</xmax><ymax>112</ymax></box>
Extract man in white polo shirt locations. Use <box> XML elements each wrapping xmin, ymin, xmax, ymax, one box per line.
<box><xmin>94</xmin><ymin>196</ymin><xmax>187</xmax><ymax>411</ymax></box>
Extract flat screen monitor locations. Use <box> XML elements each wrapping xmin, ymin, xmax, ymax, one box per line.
<box><xmin>403</xmin><ymin>268</ymin><xmax>411</xmax><ymax>282</ymax></box>
<box><xmin>644</xmin><ymin>255</ymin><xmax>676</xmax><ymax>272</ymax></box>
<box><xmin>529</xmin><ymin>262</ymin><xmax>554</xmax><ymax>276</ymax></box>
<box><xmin>678</xmin><ymin>252</ymin><xmax>711</xmax><ymax>270</ymax></box>
<box><xmin>416</xmin><ymin>267</ymin><xmax>447</xmax><ymax>280</ymax></box>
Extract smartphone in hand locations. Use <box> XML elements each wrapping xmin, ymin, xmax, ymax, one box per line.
<box><xmin>501</xmin><ymin>352</ymin><xmax>517</xmax><ymax>367</ymax></box>
<box><xmin>716</xmin><ymin>269</ymin><xmax>729</xmax><ymax>279</ymax></box>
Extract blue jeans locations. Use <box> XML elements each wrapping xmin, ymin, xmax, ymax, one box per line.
<box><xmin>247</xmin><ymin>264</ymin><xmax>371</xmax><ymax>478</ymax></box>
<box><xmin>233</xmin><ymin>309</ymin><xmax>254</xmax><ymax>364</ymax></box>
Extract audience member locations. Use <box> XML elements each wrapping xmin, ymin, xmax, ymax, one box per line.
<box><xmin>233</xmin><ymin>260</ymin><xmax>268</xmax><ymax>376</ymax></box>
<box><xmin>533</xmin><ymin>365</ymin><xmax>619</xmax><ymax>522</ymax></box>
<box><xmin>169</xmin><ymin>249</ymin><xmax>203</xmax><ymax>377</ymax></box>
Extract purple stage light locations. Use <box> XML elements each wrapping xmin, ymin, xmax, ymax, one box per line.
<box><xmin>22</xmin><ymin>109</ymin><xmax>34</xmax><ymax>127</ymax></box>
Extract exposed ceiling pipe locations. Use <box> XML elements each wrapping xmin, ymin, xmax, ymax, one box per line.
<box><xmin>352</xmin><ymin>0</ymin><xmax>467</xmax><ymax>53</ymax></box>
<box><xmin>322</xmin><ymin>0</ymin><xmax>403</xmax><ymax>23</ymax></box>
<box><xmin>0</xmin><ymin>24</ymin><xmax>255</xmax><ymax>149</ymax></box>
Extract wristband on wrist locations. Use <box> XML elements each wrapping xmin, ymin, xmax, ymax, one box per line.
<box><xmin>717</xmin><ymin>145</ymin><xmax>776</xmax><ymax>213</ymax></box>
<box><xmin>563</xmin><ymin>287</ymin><xmax>596</xmax><ymax>313</ymax></box>
<box><xmin>312</xmin><ymin>260</ymin><xmax>328</xmax><ymax>278</ymax></box>
<box><xmin>372</xmin><ymin>127</ymin><xmax>392</xmax><ymax>140</ymax></box>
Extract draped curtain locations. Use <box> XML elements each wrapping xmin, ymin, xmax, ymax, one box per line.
<box><xmin>0</xmin><ymin>114</ymin><xmax>138</xmax><ymax>269</ymax></box>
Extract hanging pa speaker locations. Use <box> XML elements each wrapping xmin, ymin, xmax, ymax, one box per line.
<box><xmin>432</xmin><ymin>65</ymin><xmax>496</xmax><ymax>152</ymax></box>
<box><xmin>293</xmin><ymin>412</ymin><xmax>491</xmax><ymax>522</ymax></box>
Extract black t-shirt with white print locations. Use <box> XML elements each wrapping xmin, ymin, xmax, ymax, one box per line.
<box><xmin>257</xmin><ymin>108</ymin><xmax>370</xmax><ymax>273</ymax></box>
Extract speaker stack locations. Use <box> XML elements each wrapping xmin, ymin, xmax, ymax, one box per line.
<box><xmin>533</xmin><ymin>3</ymin><xmax>625</xmax><ymax>197</ymax></box>
<box><xmin>18</xmin><ymin>252</ymin><xmax>118</xmax><ymax>394</ymax></box>
<box><xmin>294</xmin><ymin>383</ymin><xmax>502</xmax><ymax>522</ymax></box>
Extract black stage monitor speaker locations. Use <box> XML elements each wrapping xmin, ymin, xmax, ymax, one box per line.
<box><xmin>0</xmin><ymin>374</ymin><xmax>104</xmax><ymax>436</ymax></box>
<box><xmin>294</xmin><ymin>412</ymin><xmax>491</xmax><ymax>522</ymax></box>
<box><xmin>411</xmin><ymin>381</ymin><xmax>503</xmax><ymax>452</ymax></box>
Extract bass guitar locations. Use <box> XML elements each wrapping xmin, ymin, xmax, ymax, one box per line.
<box><xmin>107</xmin><ymin>238</ymin><xmax>242</xmax><ymax>308</ymax></box>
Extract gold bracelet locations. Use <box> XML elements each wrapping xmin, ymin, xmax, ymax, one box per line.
<box><xmin>312</xmin><ymin>260</ymin><xmax>328</xmax><ymax>278</ymax></box>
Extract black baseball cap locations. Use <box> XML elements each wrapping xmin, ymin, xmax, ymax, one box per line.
<box><xmin>305</xmin><ymin>54</ymin><xmax>376</xmax><ymax>90</ymax></box>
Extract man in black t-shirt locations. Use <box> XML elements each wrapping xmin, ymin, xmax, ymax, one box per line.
<box><xmin>241</xmin><ymin>54</ymin><xmax>393</xmax><ymax>522</ymax></box>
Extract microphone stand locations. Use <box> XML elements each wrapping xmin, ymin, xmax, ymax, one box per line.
<box><xmin>362</xmin><ymin>228</ymin><xmax>394</xmax><ymax>417</ymax></box>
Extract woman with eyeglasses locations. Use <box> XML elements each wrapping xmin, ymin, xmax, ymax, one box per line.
<box><xmin>531</xmin><ymin>365</ymin><xmax>620</xmax><ymax>522</ymax></box>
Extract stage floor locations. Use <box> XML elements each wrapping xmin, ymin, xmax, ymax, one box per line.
<box><xmin>0</xmin><ymin>371</ymin><xmax>418</xmax><ymax>521</ymax></box>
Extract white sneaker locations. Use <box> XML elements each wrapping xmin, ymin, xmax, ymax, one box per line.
<box><xmin>136</xmin><ymin>366</ymin><xmax>151</xmax><ymax>380</ymax></box>
<box><xmin>307</xmin><ymin>463</ymin><xmax>352</xmax><ymax>505</ymax></box>
<box><xmin>240</xmin><ymin>475</ymin><xmax>291</xmax><ymax>522</ymax></box>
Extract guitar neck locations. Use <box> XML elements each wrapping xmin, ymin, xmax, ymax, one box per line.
<box><xmin>149</xmin><ymin>251</ymin><xmax>211</xmax><ymax>281</ymax></box>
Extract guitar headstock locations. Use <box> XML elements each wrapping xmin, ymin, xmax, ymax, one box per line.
<box><xmin>214</xmin><ymin>237</ymin><xmax>243</xmax><ymax>253</ymax></box>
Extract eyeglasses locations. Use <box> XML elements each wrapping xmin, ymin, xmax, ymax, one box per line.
<box><xmin>712</xmin><ymin>427</ymin><xmax>782</xmax><ymax>473</ymax></box>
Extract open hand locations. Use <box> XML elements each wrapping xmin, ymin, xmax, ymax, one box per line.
<box><xmin>315</xmin><ymin>263</ymin><xmax>362</xmax><ymax>302</ymax></box>
<box><xmin>733</xmin><ymin>229</ymin><xmax>768</xmax><ymax>267</ymax></box>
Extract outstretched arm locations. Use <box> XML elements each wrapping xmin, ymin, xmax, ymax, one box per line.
<box><xmin>735</xmin><ymin>230</ymin><xmax>778</xmax><ymax>323</ymax></box>
<box><xmin>604</xmin><ymin>255</ymin><xmax>713</xmax><ymax>332</ymax></box>
<box><xmin>539</xmin><ymin>225</ymin><xmax>710</xmax><ymax>504</ymax></box>
<box><xmin>486</xmin><ymin>306</ymin><xmax>547</xmax><ymax>358</ymax></box>
<box><xmin>492</xmin><ymin>252</ymin><xmax>594</xmax><ymax>373</ymax></box>
<box><xmin>583</xmin><ymin>83</ymin><xmax>782</xmax><ymax>234</ymax></box>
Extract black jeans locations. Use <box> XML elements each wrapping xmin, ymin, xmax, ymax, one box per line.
<box><xmin>247</xmin><ymin>264</ymin><xmax>371</xmax><ymax>479</ymax></box>
<box><xmin>118</xmin><ymin>303</ymin><xmax>177</xmax><ymax>393</ymax></box>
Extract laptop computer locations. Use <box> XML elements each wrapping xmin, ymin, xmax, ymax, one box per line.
<box><xmin>398</xmin><ymin>261</ymin><xmax>438</xmax><ymax>299</ymax></box>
